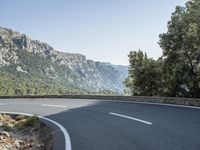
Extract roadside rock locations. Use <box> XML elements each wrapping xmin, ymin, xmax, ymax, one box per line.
<box><xmin>0</xmin><ymin>114</ymin><xmax>53</xmax><ymax>150</ymax></box>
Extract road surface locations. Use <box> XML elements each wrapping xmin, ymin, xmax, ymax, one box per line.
<box><xmin>0</xmin><ymin>98</ymin><xmax>200</xmax><ymax>150</ymax></box>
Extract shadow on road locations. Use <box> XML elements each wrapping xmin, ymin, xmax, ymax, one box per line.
<box><xmin>45</xmin><ymin>100</ymin><xmax>200</xmax><ymax>150</ymax></box>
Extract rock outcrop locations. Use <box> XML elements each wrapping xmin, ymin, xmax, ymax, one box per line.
<box><xmin>0</xmin><ymin>27</ymin><xmax>128</xmax><ymax>93</ymax></box>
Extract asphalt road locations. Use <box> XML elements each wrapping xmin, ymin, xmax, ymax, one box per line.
<box><xmin>0</xmin><ymin>98</ymin><xmax>200</xmax><ymax>150</ymax></box>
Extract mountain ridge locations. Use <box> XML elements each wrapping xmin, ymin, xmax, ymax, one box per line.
<box><xmin>0</xmin><ymin>27</ymin><xmax>128</xmax><ymax>95</ymax></box>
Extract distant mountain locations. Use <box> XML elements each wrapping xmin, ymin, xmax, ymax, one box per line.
<box><xmin>0</xmin><ymin>27</ymin><xmax>128</xmax><ymax>95</ymax></box>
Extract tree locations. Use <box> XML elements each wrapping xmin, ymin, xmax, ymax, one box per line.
<box><xmin>126</xmin><ymin>50</ymin><xmax>163</xmax><ymax>96</ymax></box>
<box><xmin>159</xmin><ymin>0</ymin><xmax>200</xmax><ymax>97</ymax></box>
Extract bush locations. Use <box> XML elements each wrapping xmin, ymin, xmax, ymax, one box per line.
<box><xmin>15</xmin><ymin>115</ymin><xmax>40</xmax><ymax>130</ymax></box>
<box><xmin>1</xmin><ymin>123</ymin><xmax>12</xmax><ymax>131</ymax></box>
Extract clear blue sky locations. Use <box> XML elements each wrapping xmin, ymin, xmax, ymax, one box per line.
<box><xmin>1</xmin><ymin>0</ymin><xmax>187</xmax><ymax>65</ymax></box>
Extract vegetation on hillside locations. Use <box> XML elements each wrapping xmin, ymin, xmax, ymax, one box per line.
<box><xmin>0</xmin><ymin>70</ymin><xmax>81</xmax><ymax>96</ymax></box>
<box><xmin>0</xmin><ymin>49</ymin><xmax>89</xmax><ymax>95</ymax></box>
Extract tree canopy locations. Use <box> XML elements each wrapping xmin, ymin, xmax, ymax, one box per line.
<box><xmin>126</xmin><ymin>0</ymin><xmax>200</xmax><ymax>98</ymax></box>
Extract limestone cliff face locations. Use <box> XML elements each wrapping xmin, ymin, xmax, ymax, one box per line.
<box><xmin>0</xmin><ymin>27</ymin><xmax>128</xmax><ymax>93</ymax></box>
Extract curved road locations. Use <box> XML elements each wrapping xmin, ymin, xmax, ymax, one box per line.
<box><xmin>0</xmin><ymin>98</ymin><xmax>200</xmax><ymax>150</ymax></box>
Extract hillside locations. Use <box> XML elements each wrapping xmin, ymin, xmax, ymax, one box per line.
<box><xmin>0</xmin><ymin>27</ymin><xmax>128</xmax><ymax>95</ymax></box>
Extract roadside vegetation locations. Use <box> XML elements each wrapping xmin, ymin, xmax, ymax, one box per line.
<box><xmin>1</xmin><ymin>0</ymin><xmax>199</xmax><ymax>98</ymax></box>
<box><xmin>0</xmin><ymin>114</ymin><xmax>53</xmax><ymax>150</ymax></box>
<box><xmin>126</xmin><ymin>0</ymin><xmax>200</xmax><ymax>98</ymax></box>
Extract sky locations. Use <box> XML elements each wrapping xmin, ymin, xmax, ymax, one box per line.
<box><xmin>0</xmin><ymin>0</ymin><xmax>187</xmax><ymax>65</ymax></box>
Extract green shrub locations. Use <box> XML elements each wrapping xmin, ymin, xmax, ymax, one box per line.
<box><xmin>15</xmin><ymin>115</ymin><xmax>40</xmax><ymax>130</ymax></box>
<box><xmin>23</xmin><ymin>115</ymin><xmax>39</xmax><ymax>127</ymax></box>
<box><xmin>1</xmin><ymin>123</ymin><xmax>12</xmax><ymax>131</ymax></box>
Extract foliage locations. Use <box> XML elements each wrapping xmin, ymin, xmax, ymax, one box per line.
<box><xmin>126</xmin><ymin>0</ymin><xmax>200</xmax><ymax>98</ymax></box>
<box><xmin>0</xmin><ymin>70</ymin><xmax>61</xmax><ymax>95</ymax></box>
<box><xmin>159</xmin><ymin>0</ymin><xmax>200</xmax><ymax>97</ymax></box>
<box><xmin>1</xmin><ymin>123</ymin><xmax>12</xmax><ymax>131</ymax></box>
<box><xmin>22</xmin><ymin>115</ymin><xmax>39</xmax><ymax>127</ymax></box>
<box><xmin>0</xmin><ymin>49</ymin><xmax>91</xmax><ymax>96</ymax></box>
<box><xmin>126</xmin><ymin>50</ymin><xmax>163</xmax><ymax>96</ymax></box>
<box><xmin>15</xmin><ymin>115</ymin><xmax>40</xmax><ymax>130</ymax></box>
<box><xmin>0</xmin><ymin>67</ymin><xmax>87</xmax><ymax>96</ymax></box>
<box><xmin>0</xmin><ymin>47</ymin><xmax>120</xmax><ymax>95</ymax></box>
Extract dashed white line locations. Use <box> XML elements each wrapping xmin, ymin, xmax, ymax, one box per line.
<box><xmin>0</xmin><ymin>103</ymin><xmax>4</xmax><ymax>105</ymax></box>
<box><xmin>109</xmin><ymin>112</ymin><xmax>152</xmax><ymax>125</ymax></box>
<box><xmin>41</xmin><ymin>104</ymin><xmax>67</xmax><ymax>108</ymax></box>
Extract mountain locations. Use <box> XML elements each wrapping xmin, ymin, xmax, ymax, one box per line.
<box><xmin>0</xmin><ymin>27</ymin><xmax>128</xmax><ymax>95</ymax></box>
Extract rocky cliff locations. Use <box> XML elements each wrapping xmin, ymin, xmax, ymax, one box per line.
<box><xmin>0</xmin><ymin>27</ymin><xmax>128</xmax><ymax>95</ymax></box>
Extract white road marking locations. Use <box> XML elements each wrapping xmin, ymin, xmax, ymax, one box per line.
<box><xmin>0</xmin><ymin>111</ymin><xmax>71</xmax><ymax>150</ymax></box>
<box><xmin>41</xmin><ymin>104</ymin><xmax>66</xmax><ymax>108</ymax></box>
<box><xmin>109</xmin><ymin>112</ymin><xmax>152</xmax><ymax>125</ymax></box>
<box><xmin>0</xmin><ymin>103</ymin><xmax>4</xmax><ymax>105</ymax></box>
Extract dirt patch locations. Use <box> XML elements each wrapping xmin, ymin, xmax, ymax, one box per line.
<box><xmin>0</xmin><ymin>114</ymin><xmax>53</xmax><ymax>150</ymax></box>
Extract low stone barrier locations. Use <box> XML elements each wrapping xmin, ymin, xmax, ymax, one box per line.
<box><xmin>0</xmin><ymin>95</ymin><xmax>200</xmax><ymax>107</ymax></box>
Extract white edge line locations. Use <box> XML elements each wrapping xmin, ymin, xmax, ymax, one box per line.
<box><xmin>41</xmin><ymin>104</ymin><xmax>67</xmax><ymax>108</ymax></box>
<box><xmin>109</xmin><ymin>112</ymin><xmax>152</xmax><ymax>125</ymax></box>
<box><xmin>132</xmin><ymin>101</ymin><xmax>200</xmax><ymax>109</ymax></box>
<box><xmin>0</xmin><ymin>111</ymin><xmax>71</xmax><ymax>150</ymax></box>
<box><xmin>99</xmin><ymin>99</ymin><xmax>200</xmax><ymax>110</ymax></box>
